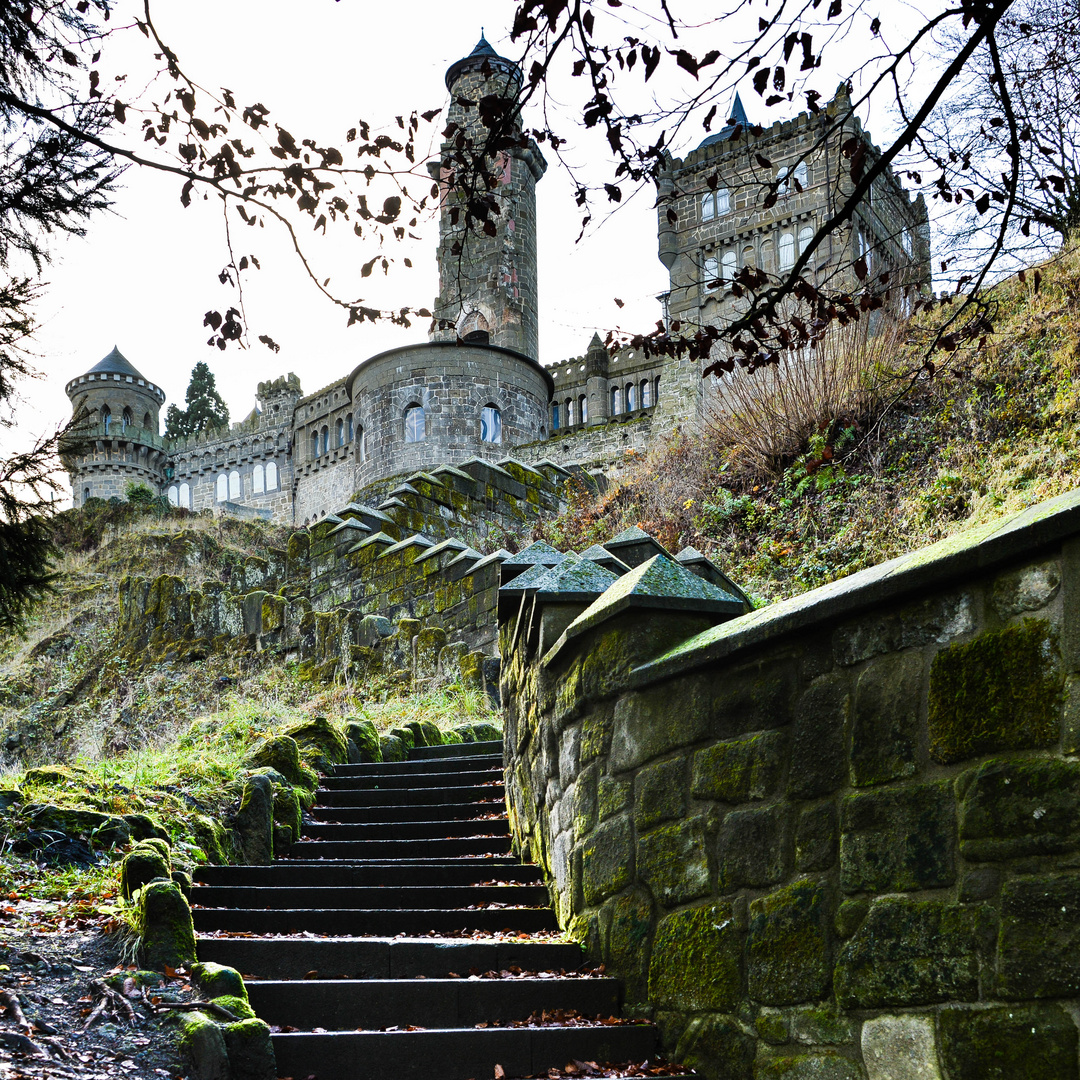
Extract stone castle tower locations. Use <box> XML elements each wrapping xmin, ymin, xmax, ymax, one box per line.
<box><xmin>429</xmin><ymin>35</ymin><xmax>548</xmax><ymax>361</ymax></box>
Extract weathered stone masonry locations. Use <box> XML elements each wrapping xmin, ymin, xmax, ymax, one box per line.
<box><xmin>502</xmin><ymin>490</ymin><xmax>1080</xmax><ymax>1080</ymax></box>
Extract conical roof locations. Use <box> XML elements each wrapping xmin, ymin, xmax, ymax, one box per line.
<box><xmin>445</xmin><ymin>32</ymin><xmax>520</xmax><ymax>90</ymax></box>
<box><xmin>697</xmin><ymin>92</ymin><xmax>750</xmax><ymax>149</ymax></box>
<box><xmin>86</xmin><ymin>346</ymin><xmax>148</xmax><ymax>381</ymax></box>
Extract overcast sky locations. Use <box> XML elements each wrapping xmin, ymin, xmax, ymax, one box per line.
<box><xmin>15</xmin><ymin>0</ymin><xmax>941</xmax><ymax>470</ymax></box>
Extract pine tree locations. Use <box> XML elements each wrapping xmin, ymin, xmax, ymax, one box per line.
<box><xmin>164</xmin><ymin>362</ymin><xmax>230</xmax><ymax>439</ymax></box>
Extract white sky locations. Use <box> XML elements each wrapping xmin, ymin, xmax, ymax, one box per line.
<box><xmin>13</xmin><ymin>0</ymin><xmax>946</xmax><ymax>468</ymax></box>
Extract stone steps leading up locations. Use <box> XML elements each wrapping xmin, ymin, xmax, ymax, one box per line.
<box><xmin>194</xmin><ymin>741</ymin><xmax>692</xmax><ymax>1080</ymax></box>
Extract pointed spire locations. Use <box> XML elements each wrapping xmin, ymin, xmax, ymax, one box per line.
<box><xmin>728</xmin><ymin>92</ymin><xmax>749</xmax><ymax>129</ymax></box>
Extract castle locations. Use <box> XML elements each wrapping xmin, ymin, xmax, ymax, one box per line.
<box><xmin>63</xmin><ymin>36</ymin><xmax>930</xmax><ymax>525</ymax></box>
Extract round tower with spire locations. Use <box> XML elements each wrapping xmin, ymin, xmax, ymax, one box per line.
<box><xmin>63</xmin><ymin>346</ymin><xmax>169</xmax><ymax>506</ymax></box>
<box><xmin>429</xmin><ymin>33</ymin><xmax>547</xmax><ymax>361</ymax></box>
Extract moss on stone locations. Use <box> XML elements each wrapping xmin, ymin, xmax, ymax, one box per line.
<box><xmin>674</xmin><ymin>1015</ymin><xmax>756</xmax><ymax>1080</ymax></box>
<box><xmin>222</xmin><ymin>1018</ymin><xmax>277</xmax><ymax>1080</ymax></box>
<box><xmin>192</xmin><ymin>963</ymin><xmax>248</xmax><ymax>1002</ymax></box>
<box><xmin>178</xmin><ymin>1010</ymin><xmax>229</xmax><ymax>1080</ymax></box>
<box><xmin>343</xmin><ymin>719</ymin><xmax>382</xmax><ymax>763</ymax></box>
<box><xmin>754</xmin><ymin>1050</ymin><xmax>861</xmax><ymax>1079</ymax></box>
<box><xmin>191</xmin><ymin>814</ymin><xmax>228</xmax><ymax>865</ymax></box>
<box><xmin>244</xmin><ymin>735</ymin><xmax>318</xmax><ymax>790</ymax></box>
<box><xmin>928</xmin><ymin>617</ymin><xmax>1063</xmax><ymax>764</ymax></box>
<box><xmin>121</xmin><ymin>846</ymin><xmax>171</xmax><ymax>900</ymax></box>
<box><xmin>938</xmin><ymin>1004</ymin><xmax>1079</xmax><ymax>1080</ymax></box>
<box><xmin>380</xmin><ymin>733</ymin><xmax>406</xmax><ymax>762</ymax></box>
<box><xmin>138</xmin><ymin>880</ymin><xmax>197</xmax><ymax>971</ymax></box>
<box><xmin>747</xmin><ymin>880</ymin><xmax>832</xmax><ymax>1005</ymax></box>
<box><xmin>649</xmin><ymin>902</ymin><xmax>744</xmax><ymax>1011</ymax></box>
<box><xmin>211</xmin><ymin>994</ymin><xmax>256</xmax><ymax>1021</ymax></box>
<box><xmin>282</xmin><ymin>716</ymin><xmax>349</xmax><ymax>772</ymax></box>
<box><xmin>690</xmin><ymin>730</ymin><xmax>785</xmax><ymax>803</ymax></box>
<box><xmin>637</xmin><ymin>816</ymin><xmax>711</xmax><ymax>907</ymax></box>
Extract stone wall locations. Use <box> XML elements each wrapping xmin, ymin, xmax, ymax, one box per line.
<box><xmin>502</xmin><ymin>489</ymin><xmax>1080</xmax><ymax>1080</ymax></box>
<box><xmin>515</xmin><ymin>414</ymin><xmax>656</xmax><ymax>481</ymax></box>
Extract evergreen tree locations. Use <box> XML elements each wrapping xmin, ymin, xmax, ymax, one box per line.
<box><xmin>164</xmin><ymin>362</ymin><xmax>230</xmax><ymax>439</ymax></box>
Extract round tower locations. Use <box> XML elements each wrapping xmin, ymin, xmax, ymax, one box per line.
<box><xmin>429</xmin><ymin>34</ymin><xmax>547</xmax><ymax>361</ymax></box>
<box><xmin>63</xmin><ymin>346</ymin><xmax>169</xmax><ymax>507</ymax></box>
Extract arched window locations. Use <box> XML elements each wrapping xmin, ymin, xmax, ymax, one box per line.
<box><xmin>779</xmin><ymin>232</ymin><xmax>795</xmax><ymax>270</ymax></box>
<box><xmin>481</xmin><ymin>405</ymin><xmax>502</xmax><ymax>444</ymax></box>
<box><xmin>101</xmin><ymin>405</ymin><xmax>112</xmax><ymax>433</ymax></box>
<box><xmin>83</xmin><ymin>487</ymin><xmax>90</xmax><ymax>503</ymax></box>
<box><xmin>346</xmin><ymin>414</ymin><xmax>354</xmax><ymax>442</ymax></box>
<box><xmin>641</xmin><ymin>380</ymin><xmax>651</xmax><ymax>408</ymax></box>
<box><xmin>721</xmin><ymin>250</ymin><xmax>737</xmax><ymax>285</ymax></box>
<box><xmin>253</xmin><ymin>464</ymin><xmax>265</xmax><ymax>494</ymax></box>
<box><xmin>626</xmin><ymin>383</ymin><xmax>636</xmax><ymax>411</ymax></box>
<box><xmin>566</xmin><ymin>398</ymin><xmax>575</xmax><ymax>427</ymax></box>
<box><xmin>142</xmin><ymin>412</ymin><xmax>152</xmax><ymax>430</ymax></box>
<box><xmin>404</xmin><ymin>404</ymin><xmax>425</xmax><ymax>442</ymax></box>
<box><xmin>320</xmin><ymin>426</ymin><xmax>329</xmax><ymax>455</ymax></box>
<box><xmin>229</xmin><ymin>470</ymin><xmax>241</xmax><ymax>500</ymax></box>
<box><xmin>611</xmin><ymin>387</ymin><xmax>621</xmax><ymax>415</ymax></box>
<box><xmin>336</xmin><ymin>418</ymin><xmax>345</xmax><ymax>447</ymax></box>
<box><xmin>794</xmin><ymin>161</ymin><xmax>808</xmax><ymax>191</ymax></box>
<box><xmin>168</xmin><ymin>485</ymin><xmax>179</xmax><ymax>507</ymax></box>
<box><xmin>216</xmin><ymin>474</ymin><xmax>228</xmax><ymax>502</ymax></box>
<box><xmin>798</xmin><ymin>225</ymin><xmax>814</xmax><ymax>256</ymax></box>
<box><xmin>266</xmin><ymin>461</ymin><xmax>278</xmax><ymax>490</ymax></box>
<box><xmin>552</xmin><ymin>403</ymin><xmax>560</xmax><ymax>431</ymax></box>
<box><xmin>704</xmin><ymin>255</ymin><xmax>720</xmax><ymax>292</ymax></box>
<box><xmin>179</xmin><ymin>483</ymin><xmax>190</xmax><ymax>508</ymax></box>
<box><xmin>311</xmin><ymin>430</ymin><xmax>320</xmax><ymax>460</ymax></box>
<box><xmin>654</xmin><ymin>375</ymin><xmax>661</xmax><ymax>405</ymax></box>
<box><xmin>776</xmin><ymin>166</ymin><xmax>790</xmax><ymax>195</ymax></box>
<box><xmin>122</xmin><ymin>407</ymin><xmax>133</xmax><ymax>431</ymax></box>
<box><xmin>356</xmin><ymin>428</ymin><xmax>366</xmax><ymax>462</ymax></box>
<box><xmin>701</xmin><ymin>189</ymin><xmax>729</xmax><ymax>221</ymax></box>
<box><xmin>579</xmin><ymin>394</ymin><xmax>588</xmax><ymax>423</ymax></box>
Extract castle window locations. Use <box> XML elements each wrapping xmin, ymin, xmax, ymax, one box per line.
<box><xmin>704</xmin><ymin>255</ymin><xmax>720</xmax><ymax>292</ymax></box>
<box><xmin>179</xmin><ymin>482</ymin><xmax>190</xmax><ymax>508</ymax></box>
<box><xmin>346</xmin><ymin>414</ymin><xmax>354</xmax><ymax>442</ymax></box>
<box><xmin>253</xmin><ymin>464</ymin><xmax>265</xmax><ymax>494</ymax></box>
<box><xmin>654</xmin><ymin>374</ymin><xmax>661</xmax><ymax>404</ymax></box>
<box><xmin>357</xmin><ymin>428</ymin><xmax>366</xmax><ymax>463</ymax></box>
<box><xmin>266</xmin><ymin>461</ymin><xmax>278</xmax><ymax>490</ymax></box>
<box><xmin>336</xmin><ymin>419</ymin><xmax>345</xmax><ymax>447</ymax></box>
<box><xmin>579</xmin><ymin>394</ymin><xmax>588</xmax><ymax>423</ymax></box>
<box><xmin>229</xmin><ymin>470</ymin><xmax>241</xmax><ymax>500</ymax></box>
<box><xmin>722</xmin><ymin>250</ymin><xmax>737</xmax><ymax>286</ymax></box>
<box><xmin>611</xmin><ymin>387</ymin><xmax>621</xmax><ymax>415</ymax></box>
<box><xmin>404</xmin><ymin>404</ymin><xmax>425</xmax><ymax>443</ymax></box>
<box><xmin>122</xmin><ymin>407</ymin><xmax>133</xmax><ymax>431</ymax></box>
<box><xmin>168</xmin><ymin>485</ymin><xmax>179</xmax><ymax>507</ymax></box>
<box><xmin>321</xmin><ymin>426</ymin><xmax>329</xmax><ymax>455</ymax></box>
<box><xmin>101</xmin><ymin>405</ymin><xmax>111</xmax><ymax>433</ymax></box>
<box><xmin>481</xmin><ymin>405</ymin><xmax>502</xmax><ymax>444</ymax></box>
<box><xmin>566</xmin><ymin>398</ymin><xmax>574</xmax><ymax>426</ymax></box>
<box><xmin>142</xmin><ymin>412</ymin><xmax>151</xmax><ymax>430</ymax></box>
<box><xmin>641</xmin><ymin>380</ymin><xmax>651</xmax><ymax>408</ymax></box>
<box><xmin>779</xmin><ymin>232</ymin><xmax>795</xmax><ymax>270</ymax></box>
<box><xmin>794</xmin><ymin>161</ymin><xmax>808</xmax><ymax>191</ymax></box>
<box><xmin>798</xmin><ymin>225</ymin><xmax>814</xmax><ymax>257</ymax></box>
<box><xmin>216</xmin><ymin>473</ymin><xmax>228</xmax><ymax>502</ymax></box>
<box><xmin>311</xmin><ymin>430</ymin><xmax>319</xmax><ymax>460</ymax></box>
<box><xmin>701</xmin><ymin>189</ymin><xmax>729</xmax><ymax>221</ymax></box>
<box><xmin>83</xmin><ymin>487</ymin><xmax>90</xmax><ymax>503</ymax></box>
<box><xmin>552</xmin><ymin>403</ymin><xmax>559</xmax><ymax>431</ymax></box>
<box><xmin>626</xmin><ymin>383</ymin><xmax>636</xmax><ymax>411</ymax></box>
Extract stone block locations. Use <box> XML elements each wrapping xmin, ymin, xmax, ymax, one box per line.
<box><xmin>849</xmin><ymin>651</ymin><xmax>922</xmax><ymax>786</ymax></box>
<box><xmin>609</xmin><ymin>678</ymin><xmax>710</xmax><ymax>774</ymax></box>
<box><xmin>747</xmin><ymin>880</ymin><xmax>832</xmax><ymax>1005</ymax></box>
<box><xmin>633</xmin><ymin>757</ymin><xmax>687</xmax><ymax>830</ymax></box>
<box><xmin>704</xmin><ymin>656</ymin><xmax>799</xmax><ymax>739</ymax></box>
<box><xmin>997</xmin><ymin>872</ymin><xmax>1080</xmax><ymax>998</ymax></box>
<box><xmin>673</xmin><ymin>1015</ymin><xmax>755</xmax><ymax>1080</ymax></box>
<box><xmin>717</xmin><ymin>805</ymin><xmax>789</xmax><ymax>891</ymax></box>
<box><xmin>959</xmin><ymin>757</ymin><xmax>1080</xmax><ymax>861</ymax></box>
<box><xmin>787</xmin><ymin>673</ymin><xmax>849</xmax><ymax>799</ymax></box>
<box><xmin>600</xmin><ymin>888</ymin><xmax>653</xmax><ymax>1006</ymax></box>
<box><xmin>637</xmin><ymin>816</ymin><xmax>711</xmax><ymax>907</ymax></box>
<box><xmin>861</xmin><ymin>1015</ymin><xmax>941</xmax><ymax>1080</ymax></box>
<box><xmin>833</xmin><ymin>590</ymin><xmax>974</xmax><ymax>666</ymax></box>
<box><xmin>834</xmin><ymin>897</ymin><xmax>992</xmax><ymax>1007</ymax></box>
<box><xmin>648</xmin><ymin>902</ymin><xmax>744</xmax><ymax>1011</ymax></box>
<box><xmin>754</xmin><ymin>1051</ymin><xmax>861</xmax><ymax>1079</ymax></box>
<box><xmin>991</xmin><ymin>559</ymin><xmax>1061</xmax><ymax>617</ymax></box>
<box><xmin>795</xmin><ymin>802</ymin><xmax>837</xmax><ymax>873</ymax></box>
<box><xmin>233</xmin><ymin>775</ymin><xmax>274</xmax><ymax>865</ymax></box>
<box><xmin>597</xmin><ymin>774</ymin><xmax>631</xmax><ymax>820</ymax></box>
<box><xmin>927</xmin><ymin>618</ymin><xmax>1062</xmax><ymax>764</ymax></box>
<box><xmin>788</xmin><ymin>1005</ymin><xmax>854</xmax><ymax>1046</ymax></box>
<box><xmin>937</xmin><ymin>1005</ymin><xmax>1078</xmax><ymax>1080</ymax></box>
<box><xmin>581</xmin><ymin>814</ymin><xmax>633</xmax><ymax>906</ymax></box>
<box><xmin>839</xmin><ymin>781</ymin><xmax>956</xmax><ymax>893</ymax></box>
<box><xmin>691</xmin><ymin>730</ymin><xmax>786</xmax><ymax>803</ymax></box>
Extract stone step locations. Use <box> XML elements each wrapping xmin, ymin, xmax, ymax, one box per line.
<box><xmin>195</xmin><ymin>935</ymin><xmax>585</xmax><ymax>980</ymax></box>
<box><xmin>193</xmin><ymin>905</ymin><xmax>557</xmax><ymax>936</ymax></box>
<box><xmin>270</xmin><ymin>1024</ymin><xmax>658</xmax><ymax>1080</ymax></box>
<box><xmin>284</xmin><ymin>836</ymin><xmax>512</xmax><ymax>860</ymax></box>
<box><xmin>191</xmin><ymin>883</ymin><xmax>549</xmax><ymax>910</ymax></box>
<box><xmin>334</xmin><ymin>754</ymin><xmax>502</xmax><ymax>777</ymax></box>
<box><xmin>320</xmin><ymin>767</ymin><xmax>502</xmax><ymax>790</ymax></box>
<box><xmin>194</xmin><ymin>860</ymin><xmax>539</xmax><ymax>888</ymax></box>
<box><xmin>316</xmin><ymin>784</ymin><xmax>504</xmax><ymax>807</ymax></box>
<box><xmin>406</xmin><ymin>740</ymin><xmax>502</xmax><ymax>760</ymax></box>
<box><xmin>308</xmin><ymin>802</ymin><xmax>499</xmax><ymax>824</ymax></box>
<box><xmin>301</xmin><ymin>819</ymin><xmax>508</xmax><ymax>840</ymax></box>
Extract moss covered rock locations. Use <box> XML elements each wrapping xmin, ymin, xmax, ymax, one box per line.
<box><xmin>121</xmin><ymin>846</ymin><xmax>171</xmax><ymax>900</ymax></box>
<box><xmin>212</xmin><ymin>995</ymin><xmax>256</xmax><ymax>1021</ymax></box>
<box><xmin>178</xmin><ymin>1010</ymin><xmax>230</xmax><ymax>1080</ymax></box>
<box><xmin>222</xmin><ymin>1018</ymin><xmax>276</xmax><ymax>1080</ymax></box>
<box><xmin>137</xmin><ymin>837</ymin><xmax>173</xmax><ymax>864</ymax></box>
<box><xmin>244</xmin><ymin>735</ymin><xmax>317</xmax><ymax>790</ymax></box>
<box><xmin>389</xmin><ymin>725</ymin><xmax>415</xmax><ymax>753</ymax></box>
<box><xmin>747</xmin><ymin>881</ymin><xmax>832</xmax><ymax>1005</ymax></box>
<box><xmin>233</xmin><ymin>775</ymin><xmax>273</xmax><ymax>865</ymax></box>
<box><xmin>123</xmin><ymin>813</ymin><xmax>170</xmax><ymax>842</ymax></box>
<box><xmin>938</xmin><ymin>1004</ymin><xmax>1078</xmax><ymax>1080</ymax></box>
<box><xmin>191</xmin><ymin>814</ymin><xmax>228</xmax><ymax>864</ymax></box>
<box><xmin>648</xmin><ymin>902</ymin><xmax>743</xmax><ymax>1011</ymax></box>
<box><xmin>283</xmin><ymin>717</ymin><xmax>349</xmax><ymax>772</ymax></box>
<box><xmin>139</xmin><ymin>880</ymin><xmax>197</xmax><ymax>970</ymax></box>
<box><xmin>344</xmin><ymin>719</ymin><xmax>382</xmax><ymax>764</ymax></box>
<box><xmin>674</xmin><ymin>1015</ymin><xmax>755</xmax><ymax>1080</ymax></box>
<box><xmin>380</xmin><ymin>734</ymin><xmax>405</xmax><ymax>762</ymax></box>
<box><xmin>27</xmin><ymin>804</ymin><xmax>130</xmax><ymax>848</ymax></box>
<box><xmin>192</xmin><ymin>962</ymin><xmax>248</xmax><ymax>1002</ymax></box>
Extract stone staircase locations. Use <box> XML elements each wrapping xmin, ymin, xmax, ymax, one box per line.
<box><xmin>193</xmin><ymin>741</ymin><xmax>687</xmax><ymax>1080</ymax></box>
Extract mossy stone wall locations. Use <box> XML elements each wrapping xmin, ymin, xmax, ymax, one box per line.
<box><xmin>504</xmin><ymin>537</ymin><xmax>1080</xmax><ymax>1080</ymax></box>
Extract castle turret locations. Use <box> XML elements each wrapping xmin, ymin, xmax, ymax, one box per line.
<box><xmin>63</xmin><ymin>346</ymin><xmax>169</xmax><ymax>507</ymax></box>
<box><xmin>429</xmin><ymin>34</ymin><xmax>547</xmax><ymax>362</ymax></box>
